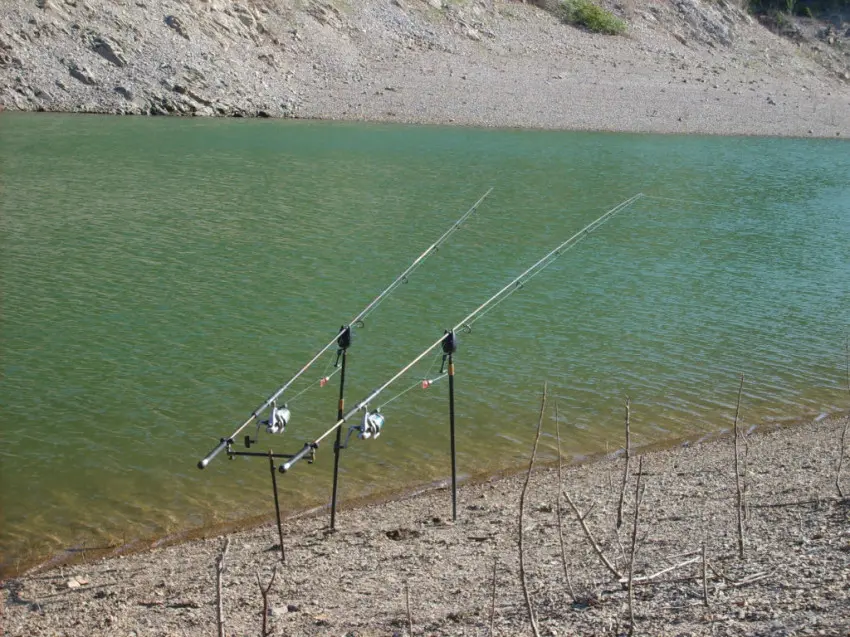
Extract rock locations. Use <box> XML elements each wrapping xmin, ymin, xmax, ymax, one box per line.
<box><xmin>67</xmin><ymin>62</ymin><xmax>96</xmax><ymax>85</ymax></box>
<box><xmin>426</xmin><ymin>0</ymin><xmax>442</xmax><ymax>9</ymax></box>
<box><xmin>286</xmin><ymin>603</ymin><xmax>300</xmax><ymax>612</ymax></box>
<box><xmin>767</xmin><ymin>96</ymin><xmax>776</xmax><ymax>105</ymax></box>
<box><xmin>90</xmin><ymin>35</ymin><xmax>127</xmax><ymax>67</ymax></box>
<box><xmin>114</xmin><ymin>86</ymin><xmax>133</xmax><ymax>99</ymax></box>
<box><xmin>164</xmin><ymin>15</ymin><xmax>190</xmax><ymax>40</ymax></box>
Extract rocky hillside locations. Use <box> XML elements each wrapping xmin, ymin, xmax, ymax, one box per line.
<box><xmin>1</xmin><ymin>0</ymin><xmax>849</xmax><ymax>134</ymax></box>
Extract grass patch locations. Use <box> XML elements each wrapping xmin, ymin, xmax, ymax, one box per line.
<box><xmin>557</xmin><ymin>0</ymin><xmax>627</xmax><ymax>35</ymax></box>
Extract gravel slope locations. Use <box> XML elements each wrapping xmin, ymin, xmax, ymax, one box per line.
<box><xmin>2</xmin><ymin>0</ymin><xmax>850</xmax><ymax>137</ymax></box>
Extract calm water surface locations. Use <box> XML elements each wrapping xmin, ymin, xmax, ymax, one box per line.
<box><xmin>1</xmin><ymin>114</ymin><xmax>848</xmax><ymax>572</ymax></box>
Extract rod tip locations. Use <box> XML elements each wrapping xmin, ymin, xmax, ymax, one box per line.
<box><xmin>197</xmin><ymin>460</ymin><xmax>207</xmax><ymax>470</ymax></box>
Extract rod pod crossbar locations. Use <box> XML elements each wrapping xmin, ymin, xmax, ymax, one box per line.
<box><xmin>197</xmin><ymin>188</ymin><xmax>493</xmax><ymax>469</ymax></box>
<box><xmin>278</xmin><ymin>193</ymin><xmax>645</xmax><ymax>475</ymax></box>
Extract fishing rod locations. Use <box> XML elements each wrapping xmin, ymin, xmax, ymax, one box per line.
<box><xmin>278</xmin><ymin>192</ymin><xmax>646</xmax><ymax>475</ymax></box>
<box><xmin>197</xmin><ymin>188</ymin><xmax>494</xmax><ymax>469</ymax></box>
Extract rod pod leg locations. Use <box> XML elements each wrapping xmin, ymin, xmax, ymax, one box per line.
<box><xmin>448</xmin><ymin>352</ymin><xmax>458</xmax><ymax>522</ymax></box>
<box><xmin>330</xmin><ymin>348</ymin><xmax>348</xmax><ymax>530</ymax></box>
<box><xmin>268</xmin><ymin>450</ymin><xmax>286</xmax><ymax>563</ymax></box>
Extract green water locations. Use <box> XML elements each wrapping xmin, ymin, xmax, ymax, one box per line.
<box><xmin>1</xmin><ymin>114</ymin><xmax>848</xmax><ymax>572</ymax></box>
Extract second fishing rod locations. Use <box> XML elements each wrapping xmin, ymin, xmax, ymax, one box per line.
<box><xmin>197</xmin><ymin>188</ymin><xmax>493</xmax><ymax>472</ymax></box>
<box><xmin>277</xmin><ymin>192</ymin><xmax>646</xmax><ymax>519</ymax></box>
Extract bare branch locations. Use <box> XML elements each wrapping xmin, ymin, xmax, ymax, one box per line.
<box><xmin>616</xmin><ymin>396</ymin><xmax>632</xmax><ymax>530</ymax></box>
<box><xmin>627</xmin><ymin>456</ymin><xmax>645</xmax><ymax>637</ymax></box>
<box><xmin>733</xmin><ymin>373</ymin><xmax>746</xmax><ymax>560</ymax></box>
<box><xmin>255</xmin><ymin>565</ymin><xmax>278</xmax><ymax>637</ymax></box>
<box><xmin>518</xmin><ymin>381</ymin><xmax>546</xmax><ymax>637</ymax></box>
<box><xmin>215</xmin><ymin>537</ymin><xmax>230</xmax><ymax>637</ymax></box>
<box><xmin>553</xmin><ymin>399</ymin><xmax>576</xmax><ymax>602</ymax></box>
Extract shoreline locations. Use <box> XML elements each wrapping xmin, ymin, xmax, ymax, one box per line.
<box><xmin>2</xmin><ymin>410</ymin><xmax>824</xmax><ymax>580</ymax></box>
<box><xmin>4</xmin><ymin>412</ymin><xmax>848</xmax><ymax>635</ymax></box>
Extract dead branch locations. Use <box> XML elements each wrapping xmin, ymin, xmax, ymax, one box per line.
<box><xmin>732</xmin><ymin>373</ymin><xmax>746</xmax><ymax>560</ymax></box>
<box><xmin>617</xmin><ymin>555</ymin><xmax>699</xmax><ymax>585</ymax></box>
<box><xmin>405</xmin><ymin>581</ymin><xmax>413</xmax><ymax>636</ymax></box>
<box><xmin>702</xmin><ymin>543</ymin><xmax>710</xmax><ymax>608</ymax></box>
<box><xmin>553</xmin><ymin>399</ymin><xmax>576</xmax><ymax>602</ymax></box>
<box><xmin>518</xmin><ymin>381</ymin><xmax>546</xmax><ymax>637</ymax></box>
<box><xmin>562</xmin><ymin>488</ymin><xmax>623</xmax><ymax>581</ymax></box>
<box><xmin>255</xmin><ymin>565</ymin><xmax>278</xmax><ymax>637</ymax></box>
<box><xmin>836</xmin><ymin>337</ymin><xmax>849</xmax><ymax>498</ymax></box>
<box><xmin>616</xmin><ymin>396</ymin><xmax>632</xmax><ymax>530</ymax></box>
<box><xmin>489</xmin><ymin>558</ymin><xmax>497</xmax><ymax>636</ymax></box>
<box><xmin>215</xmin><ymin>537</ymin><xmax>230</xmax><ymax>637</ymax></box>
<box><xmin>627</xmin><ymin>456</ymin><xmax>645</xmax><ymax>637</ymax></box>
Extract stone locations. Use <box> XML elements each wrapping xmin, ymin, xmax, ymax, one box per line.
<box><xmin>165</xmin><ymin>15</ymin><xmax>190</xmax><ymax>40</ymax></box>
<box><xmin>68</xmin><ymin>62</ymin><xmax>96</xmax><ymax>85</ymax></box>
<box><xmin>114</xmin><ymin>86</ymin><xmax>133</xmax><ymax>99</ymax></box>
<box><xmin>90</xmin><ymin>35</ymin><xmax>126</xmax><ymax>67</ymax></box>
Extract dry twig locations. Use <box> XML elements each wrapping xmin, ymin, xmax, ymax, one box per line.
<box><xmin>616</xmin><ymin>396</ymin><xmax>632</xmax><ymax>530</ymax></box>
<box><xmin>255</xmin><ymin>565</ymin><xmax>278</xmax><ymax>637</ymax></box>
<box><xmin>405</xmin><ymin>581</ymin><xmax>413</xmax><ymax>635</ymax></box>
<box><xmin>553</xmin><ymin>399</ymin><xmax>576</xmax><ymax>602</ymax></box>
<box><xmin>732</xmin><ymin>373</ymin><xmax>746</xmax><ymax>559</ymax></box>
<box><xmin>215</xmin><ymin>537</ymin><xmax>230</xmax><ymax>637</ymax></box>
<box><xmin>836</xmin><ymin>337</ymin><xmax>849</xmax><ymax>498</ymax></box>
<box><xmin>518</xmin><ymin>381</ymin><xmax>546</xmax><ymax>637</ymax></box>
<box><xmin>489</xmin><ymin>558</ymin><xmax>497</xmax><ymax>636</ymax></box>
<box><xmin>627</xmin><ymin>456</ymin><xmax>645</xmax><ymax>637</ymax></box>
<box><xmin>702</xmin><ymin>543</ymin><xmax>710</xmax><ymax>608</ymax></box>
<box><xmin>562</xmin><ymin>488</ymin><xmax>623</xmax><ymax>581</ymax></box>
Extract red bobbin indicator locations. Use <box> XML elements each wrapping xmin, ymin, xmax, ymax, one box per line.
<box><xmin>421</xmin><ymin>380</ymin><xmax>431</xmax><ymax>389</ymax></box>
<box><xmin>320</xmin><ymin>376</ymin><xmax>330</xmax><ymax>387</ymax></box>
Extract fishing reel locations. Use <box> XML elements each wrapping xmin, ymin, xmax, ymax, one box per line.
<box><xmin>245</xmin><ymin>401</ymin><xmax>290</xmax><ymax>448</ymax></box>
<box><xmin>342</xmin><ymin>408</ymin><xmax>385</xmax><ymax>448</ymax></box>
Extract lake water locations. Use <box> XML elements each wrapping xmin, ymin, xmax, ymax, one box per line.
<box><xmin>1</xmin><ymin>114</ymin><xmax>848</xmax><ymax>574</ymax></box>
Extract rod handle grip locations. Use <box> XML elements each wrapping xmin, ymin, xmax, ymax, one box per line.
<box><xmin>198</xmin><ymin>439</ymin><xmax>230</xmax><ymax>469</ymax></box>
<box><xmin>279</xmin><ymin>443</ymin><xmax>316</xmax><ymax>473</ymax></box>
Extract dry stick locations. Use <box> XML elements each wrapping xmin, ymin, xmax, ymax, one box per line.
<box><xmin>702</xmin><ymin>543</ymin><xmax>710</xmax><ymax>608</ymax></box>
<box><xmin>627</xmin><ymin>456</ymin><xmax>645</xmax><ymax>637</ymax></box>
<box><xmin>553</xmin><ymin>399</ymin><xmax>577</xmax><ymax>602</ymax></box>
<box><xmin>215</xmin><ymin>537</ymin><xmax>230</xmax><ymax>637</ymax></box>
<box><xmin>489</xmin><ymin>557</ymin><xmax>497</xmax><ymax>637</ymax></box>
<box><xmin>616</xmin><ymin>396</ymin><xmax>632</xmax><ymax>530</ymax></box>
<box><xmin>255</xmin><ymin>565</ymin><xmax>278</xmax><ymax>637</ymax></box>
<box><xmin>562</xmin><ymin>488</ymin><xmax>623</xmax><ymax>580</ymax></box>
<box><xmin>732</xmin><ymin>373</ymin><xmax>746</xmax><ymax>560</ymax></box>
<box><xmin>518</xmin><ymin>382</ymin><xmax>546</xmax><ymax>637</ymax></box>
<box><xmin>836</xmin><ymin>337</ymin><xmax>849</xmax><ymax>498</ymax></box>
<box><xmin>405</xmin><ymin>581</ymin><xmax>413</xmax><ymax>636</ymax></box>
<box><xmin>617</xmin><ymin>556</ymin><xmax>699</xmax><ymax>585</ymax></box>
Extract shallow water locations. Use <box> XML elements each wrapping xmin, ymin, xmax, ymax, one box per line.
<box><xmin>1</xmin><ymin>114</ymin><xmax>848</xmax><ymax>572</ymax></box>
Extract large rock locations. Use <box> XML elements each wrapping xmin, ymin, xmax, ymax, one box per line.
<box><xmin>67</xmin><ymin>62</ymin><xmax>97</xmax><ymax>85</ymax></box>
<box><xmin>89</xmin><ymin>34</ymin><xmax>127</xmax><ymax>67</ymax></box>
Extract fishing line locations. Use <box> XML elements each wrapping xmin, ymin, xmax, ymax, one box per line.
<box><xmin>641</xmin><ymin>195</ymin><xmax>737</xmax><ymax>209</ymax></box>
<box><xmin>377</xmin><ymin>353</ymin><xmax>445</xmax><ymax>410</ymax></box>
<box><xmin>279</xmin><ymin>192</ymin><xmax>645</xmax><ymax>473</ymax></box>
<box><xmin>198</xmin><ymin>188</ymin><xmax>494</xmax><ymax>469</ymax></box>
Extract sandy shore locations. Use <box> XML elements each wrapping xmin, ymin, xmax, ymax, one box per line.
<box><xmin>2</xmin><ymin>0</ymin><xmax>850</xmax><ymax>138</ymax></box>
<box><xmin>3</xmin><ymin>413</ymin><xmax>848</xmax><ymax>636</ymax></box>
